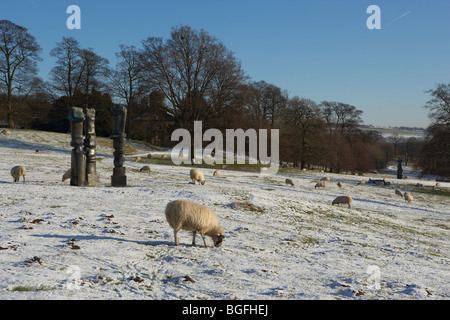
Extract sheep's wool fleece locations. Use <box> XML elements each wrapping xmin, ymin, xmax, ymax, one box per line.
<box><xmin>165</xmin><ymin>200</ymin><xmax>222</xmax><ymax>233</ymax></box>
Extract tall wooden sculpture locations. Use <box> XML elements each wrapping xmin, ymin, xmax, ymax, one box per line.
<box><xmin>111</xmin><ymin>105</ymin><xmax>127</xmax><ymax>187</ymax></box>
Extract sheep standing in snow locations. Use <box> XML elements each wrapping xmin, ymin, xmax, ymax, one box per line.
<box><xmin>140</xmin><ymin>165</ymin><xmax>151</xmax><ymax>173</ymax></box>
<box><xmin>331</xmin><ymin>196</ymin><xmax>352</xmax><ymax>208</ymax></box>
<box><xmin>395</xmin><ymin>189</ymin><xmax>404</xmax><ymax>197</ymax></box>
<box><xmin>320</xmin><ymin>177</ymin><xmax>330</xmax><ymax>182</ymax></box>
<box><xmin>337</xmin><ymin>182</ymin><xmax>343</xmax><ymax>188</ymax></box>
<box><xmin>314</xmin><ymin>181</ymin><xmax>326</xmax><ymax>189</ymax></box>
<box><xmin>62</xmin><ymin>169</ymin><xmax>71</xmax><ymax>182</ymax></box>
<box><xmin>190</xmin><ymin>168</ymin><xmax>205</xmax><ymax>185</ymax></box>
<box><xmin>213</xmin><ymin>170</ymin><xmax>220</xmax><ymax>177</ymax></box>
<box><xmin>416</xmin><ymin>183</ymin><xmax>424</xmax><ymax>188</ymax></box>
<box><xmin>285</xmin><ymin>178</ymin><xmax>294</xmax><ymax>186</ymax></box>
<box><xmin>404</xmin><ymin>192</ymin><xmax>413</xmax><ymax>203</ymax></box>
<box><xmin>11</xmin><ymin>166</ymin><xmax>26</xmax><ymax>183</ymax></box>
<box><xmin>165</xmin><ymin>199</ymin><xmax>224</xmax><ymax>247</ymax></box>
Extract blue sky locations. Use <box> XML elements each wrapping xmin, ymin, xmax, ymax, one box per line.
<box><xmin>1</xmin><ymin>0</ymin><xmax>449</xmax><ymax>128</ymax></box>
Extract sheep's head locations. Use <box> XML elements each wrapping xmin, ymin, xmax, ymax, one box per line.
<box><xmin>212</xmin><ymin>233</ymin><xmax>224</xmax><ymax>247</ymax></box>
<box><xmin>200</xmin><ymin>179</ymin><xmax>205</xmax><ymax>185</ymax></box>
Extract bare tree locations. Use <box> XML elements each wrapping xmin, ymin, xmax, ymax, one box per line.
<box><xmin>424</xmin><ymin>82</ymin><xmax>450</xmax><ymax>125</ymax></box>
<box><xmin>240</xmin><ymin>81</ymin><xmax>287</xmax><ymax>127</ymax></box>
<box><xmin>387</xmin><ymin>132</ymin><xmax>404</xmax><ymax>158</ymax></box>
<box><xmin>418</xmin><ymin>83</ymin><xmax>450</xmax><ymax>176</ymax></box>
<box><xmin>49</xmin><ymin>37</ymin><xmax>84</xmax><ymax>105</ymax></box>
<box><xmin>79</xmin><ymin>48</ymin><xmax>109</xmax><ymax>107</ymax></box>
<box><xmin>108</xmin><ymin>44</ymin><xmax>145</xmax><ymax>137</ymax></box>
<box><xmin>109</xmin><ymin>45</ymin><xmax>144</xmax><ymax>108</ymax></box>
<box><xmin>0</xmin><ymin>20</ymin><xmax>42</xmax><ymax>128</ymax></box>
<box><xmin>282</xmin><ymin>97</ymin><xmax>323</xmax><ymax>169</ymax></box>
<box><xmin>140</xmin><ymin>25</ymin><xmax>245</xmax><ymax>130</ymax></box>
<box><xmin>319</xmin><ymin>101</ymin><xmax>363</xmax><ymax>172</ymax></box>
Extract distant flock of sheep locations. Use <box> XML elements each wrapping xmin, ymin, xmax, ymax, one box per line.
<box><xmin>6</xmin><ymin>161</ymin><xmax>443</xmax><ymax>249</ymax></box>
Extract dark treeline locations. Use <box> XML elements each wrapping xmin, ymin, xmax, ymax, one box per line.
<box><xmin>1</xmin><ymin>20</ymin><xmax>449</xmax><ymax>176</ymax></box>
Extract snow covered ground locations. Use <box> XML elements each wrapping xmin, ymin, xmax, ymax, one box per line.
<box><xmin>0</xmin><ymin>129</ymin><xmax>449</xmax><ymax>300</ymax></box>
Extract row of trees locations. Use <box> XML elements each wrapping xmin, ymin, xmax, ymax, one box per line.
<box><xmin>1</xmin><ymin>20</ymin><xmax>448</xmax><ymax>176</ymax></box>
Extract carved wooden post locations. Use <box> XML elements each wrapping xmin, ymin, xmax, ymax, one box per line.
<box><xmin>111</xmin><ymin>105</ymin><xmax>127</xmax><ymax>187</ymax></box>
<box><xmin>397</xmin><ymin>158</ymin><xmax>403</xmax><ymax>179</ymax></box>
<box><xmin>69</xmin><ymin>107</ymin><xmax>86</xmax><ymax>186</ymax></box>
<box><xmin>84</xmin><ymin>108</ymin><xmax>99</xmax><ymax>186</ymax></box>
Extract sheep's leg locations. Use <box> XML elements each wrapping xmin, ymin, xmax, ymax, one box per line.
<box><xmin>201</xmin><ymin>235</ymin><xmax>208</xmax><ymax>247</ymax></box>
<box><xmin>192</xmin><ymin>231</ymin><xmax>197</xmax><ymax>246</ymax></box>
<box><xmin>23</xmin><ymin>176</ymin><xmax>26</xmax><ymax>184</ymax></box>
<box><xmin>174</xmin><ymin>230</ymin><xmax>180</xmax><ymax>246</ymax></box>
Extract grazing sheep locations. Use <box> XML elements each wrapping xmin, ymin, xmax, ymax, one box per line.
<box><xmin>11</xmin><ymin>166</ymin><xmax>26</xmax><ymax>183</ymax></box>
<box><xmin>357</xmin><ymin>180</ymin><xmax>365</xmax><ymax>186</ymax></box>
<box><xmin>135</xmin><ymin>156</ymin><xmax>142</xmax><ymax>162</ymax></box>
<box><xmin>433</xmin><ymin>182</ymin><xmax>440</xmax><ymax>190</ymax></box>
<box><xmin>337</xmin><ymin>181</ymin><xmax>343</xmax><ymax>188</ymax></box>
<box><xmin>332</xmin><ymin>196</ymin><xmax>352</xmax><ymax>208</ymax></box>
<box><xmin>314</xmin><ymin>181</ymin><xmax>326</xmax><ymax>189</ymax></box>
<box><xmin>395</xmin><ymin>189</ymin><xmax>404</xmax><ymax>197</ymax></box>
<box><xmin>1</xmin><ymin>129</ymin><xmax>11</xmax><ymax>135</ymax></box>
<box><xmin>213</xmin><ymin>170</ymin><xmax>220</xmax><ymax>177</ymax></box>
<box><xmin>140</xmin><ymin>165</ymin><xmax>151</xmax><ymax>173</ymax></box>
<box><xmin>416</xmin><ymin>183</ymin><xmax>424</xmax><ymax>188</ymax></box>
<box><xmin>404</xmin><ymin>192</ymin><xmax>413</xmax><ymax>203</ymax></box>
<box><xmin>285</xmin><ymin>178</ymin><xmax>294</xmax><ymax>186</ymax></box>
<box><xmin>165</xmin><ymin>199</ymin><xmax>224</xmax><ymax>247</ymax></box>
<box><xmin>62</xmin><ymin>169</ymin><xmax>71</xmax><ymax>182</ymax></box>
<box><xmin>320</xmin><ymin>177</ymin><xmax>330</xmax><ymax>182</ymax></box>
<box><xmin>190</xmin><ymin>168</ymin><xmax>205</xmax><ymax>185</ymax></box>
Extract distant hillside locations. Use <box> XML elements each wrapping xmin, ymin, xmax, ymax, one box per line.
<box><xmin>359</xmin><ymin>125</ymin><xmax>427</xmax><ymax>138</ymax></box>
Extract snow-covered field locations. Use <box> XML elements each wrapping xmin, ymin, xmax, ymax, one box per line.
<box><xmin>0</xmin><ymin>129</ymin><xmax>449</xmax><ymax>300</ymax></box>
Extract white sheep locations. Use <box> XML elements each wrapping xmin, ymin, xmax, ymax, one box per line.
<box><xmin>190</xmin><ymin>168</ymin><xmax>205</xmax><ymax>185</ymax></box>
<box><xmin>62</xmin><ymin>169</ymin><xmax>71</xmax><ymax>182</ymax></box>
<box><xmin>285</xmin><ymin>178</ymin><xmax>294</xmax><ymax>186</ymax></box>
<box><xmin>1</xmin><ymin>129</ymin><xmax>11</xmax><ymax>135</ymax></box>
<box><xmin>11</xmin><ymin>166</ymin><xmax>26</xmax><ymax>183</ymax></box>
<box><xmin>165</xmin><ymin>199</ymin><xmax>224</xmax><ymax>247</ymax></box>
<box><xmin>332</xmin><ymin>196</ymin><xmax>352</xmax><ymax>208</ymax></box>
<box><xmin>337</xmin><ymin>181</ymin><xmax>343</xmax><ymax>188</ymax></box>
<box><xmin>404</xmin><ymin>192</ymin><xmax>413</xmax><ymax>203</ymax></box>
<box><xmin>213</xmin><ymin>170</ymin><xmax>220</xmax><ymax>177</ymax></box>
<box><xmin>314</xmin><ymin>181</ymin><xmax>326</xmax><ymax>189</ymax></box>
<box><xmin>395</xmin><ymin>189</ymin><xmax>404</xmax><ymax>197</ymax></box>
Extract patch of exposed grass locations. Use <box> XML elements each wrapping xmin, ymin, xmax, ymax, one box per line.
<box><xmin>231</xmin><ymin>201</ymin><xmax>265</xmax><ymax>214</ymax></box>
<box><xmin>9</xmin><ymin>285</ymin><xmax>55</xmax><ymax>292</ymax></box>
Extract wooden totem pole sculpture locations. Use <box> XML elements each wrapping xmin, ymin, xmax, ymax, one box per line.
<box><xmin>110</xmin><ymin>105</ymin><xmax>127</xmax><ymax>187</ymax></box>
<box><xmin>68</xmin><ymin>107</ymin><xmax>99</xmax><ymax>186</ymax></box>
